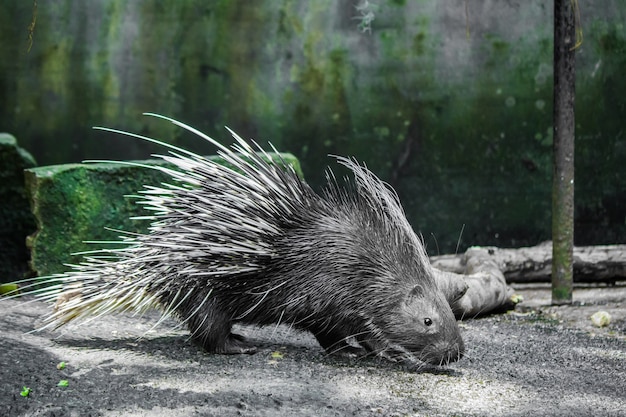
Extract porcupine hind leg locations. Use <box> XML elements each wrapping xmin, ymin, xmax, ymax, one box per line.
<box><xmin>312</xmin><ymin>327</ymin><xmax>364</xmax><ymax>357</ymax></box>
<box><xmin>180</xmin><ymin>297</ymin><xmax>257</xmax><ymax>354</ymax></box>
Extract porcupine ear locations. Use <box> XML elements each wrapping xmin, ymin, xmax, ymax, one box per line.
<box><xmin>405</xmin><ymin>285</ymin><xmax>427</xmax><ymax>306</ymax></box>
<box><xmin>408</xmin><ymin>284</ymin><xmax>424</xmax><ymax>298</ymax></box>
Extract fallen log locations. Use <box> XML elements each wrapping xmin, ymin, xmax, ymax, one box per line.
<box><xmin>433</xmin><ymin>242</ymin><xmax>626</xmax><ymax>319</ymax></box>
<box><xmin>432</xmin><ymin>242</ymin><xmax>626</xmax><ymax>284</ymax></box>
<box><xmin>434</xmin><ymin>254</ymin><xmax>514</xmax><ymax>320</ymax></box>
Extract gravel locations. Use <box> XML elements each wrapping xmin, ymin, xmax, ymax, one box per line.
<box><xmin>1</xmin><ymin>284</ymin><xmax>624</xmax><ymax>417</ymax></box>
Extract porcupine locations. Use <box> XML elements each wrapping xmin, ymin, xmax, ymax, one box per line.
<box><xmin>21</xmin><ymin>113</ymin><xmax>465</xmax><ymax>366</ymax></box>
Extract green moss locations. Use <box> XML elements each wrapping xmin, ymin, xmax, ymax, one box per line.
<box><xmin>551</xmin><ymin>287</ymin><xmax>572</xmax><ymax>304</ymax></box>
<box><xmin>413</xmin><ymin>32</ymin><xmax>426</xmax><ymax>55</ymax></box>
<box><xmin>572</xmin><ymin>20</ymin><xmax>626</xmax><ymax>245</ymax></box>
<box><xmin>597</xmin><ymin>24</ymin><xmax>626</xmax><ymax>53</ymax></box>
<box><xmin>491</xmin><ymin>37</ymin><xmax>509</xmax><ymax>54</ymax></box>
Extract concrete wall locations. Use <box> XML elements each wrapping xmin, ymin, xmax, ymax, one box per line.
<box><xmin>1</xmin><ymin>0</ymin><xmax>624</xmax><ymax>253</ymax></box>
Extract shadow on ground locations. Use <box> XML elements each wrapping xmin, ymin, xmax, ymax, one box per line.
<box><xmin>1</xmin><ymin>284</ymin><xmax>624</xmax><ymax>417</ymax></box>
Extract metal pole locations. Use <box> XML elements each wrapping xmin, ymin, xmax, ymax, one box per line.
<box><xmin>552</xmin><ymin>0</ymin><xmax>576</xmax><ymax>304</ymax></box>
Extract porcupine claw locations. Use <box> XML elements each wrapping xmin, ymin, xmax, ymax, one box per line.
<box><xmin>207</xmin><ymin>333</ymin><xmax>258</xmax><ymax>355</ymax></box>
<box><xmin>228</xmin><ymin>332</ymin><xmax>257</xmax><ymax>354</ymax></box>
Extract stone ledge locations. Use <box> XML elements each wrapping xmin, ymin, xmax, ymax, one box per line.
<box><xmin>0</xmin><ymin>133</ymin><xmax>37</xmax><ymax>282</ymax></box>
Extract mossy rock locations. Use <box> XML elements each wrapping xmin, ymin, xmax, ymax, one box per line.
<box><xmin>26</xmin><ymin>153</ymin><xmax>302</xmax><ymax>277</ymax></box>
<box><xmin>0</xmin><ymin>133</ymin><xmax>37</xmax><ymax>283</ymax></box>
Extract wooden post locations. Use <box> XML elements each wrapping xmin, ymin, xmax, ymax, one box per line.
<box><xmin>552</xmin><ymin>0</ymin><xmax>576</xmax><ymax>304</ymax></box>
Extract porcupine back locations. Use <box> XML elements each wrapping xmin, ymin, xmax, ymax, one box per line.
<box><xmin>19</xmin><ymin>114</ymin><xmax>464</xmax><ymax>365</ymax></box>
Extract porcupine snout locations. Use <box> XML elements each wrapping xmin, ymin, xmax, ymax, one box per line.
<box><xmin>390</xmin><ymin>284</ymin><xmax>465</xmax><ymax>365</ymax></box>
<box><xmin>421</xmin><ymin>332</ymin><xmax>465</xmax><ymax>365</ymax></box>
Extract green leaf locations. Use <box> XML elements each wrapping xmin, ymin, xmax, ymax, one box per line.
<box><xmin>57</xmin><ymin>380</ymin><xmax>69</xmax><ymax>387</ymax></box>
<box><xmin>0</xmin><ymin>284</ymin><xmax>19</xmax><ymax>296</ymax></box>
<box><xmin>20</xmin><ymin>386</ymin><xmax>31</xmax><ymax>397</ymax></box>
<box><xmin>270</xmin><ymin>351</ymin><xmax>284</xmax><ymax>359</ymax></box>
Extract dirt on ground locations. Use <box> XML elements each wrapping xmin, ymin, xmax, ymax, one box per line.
<box><xmin>1</xmin><ymin>283</ymin><xmax>624</xmax><ymax>417</ymax></box>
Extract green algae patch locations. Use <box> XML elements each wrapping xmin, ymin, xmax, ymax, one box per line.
<box><xmin>25</xmin><ymin>153</ymin><xmax>301</xmax><ymax>277</ymax></box>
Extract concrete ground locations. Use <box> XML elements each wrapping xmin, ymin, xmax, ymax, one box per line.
<box><xmin>1</xmin><ymin>283</ymin><xmax>624</xmax><ymax>417</ymax></box>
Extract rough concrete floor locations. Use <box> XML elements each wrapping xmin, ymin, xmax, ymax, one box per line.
<box><xmin>1</xmin><ymin>283</ymin><xmax>624</xmax><ymax>417</ymax></box>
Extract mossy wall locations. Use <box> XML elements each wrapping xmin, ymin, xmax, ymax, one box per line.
<box><xmin>1</xmin><ymin>1</ymin><xmax>624</xmax><ymax>253</ymax></box>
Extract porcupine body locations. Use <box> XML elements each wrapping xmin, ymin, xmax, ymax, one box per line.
<box><xmin>27</xmin><ymin>114</ymin><xmax>464</xmax><ymax>366</ymax></box>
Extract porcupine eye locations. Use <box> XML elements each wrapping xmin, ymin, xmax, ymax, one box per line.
<box><xmin>424</xmin><ymin>318</ymin><xmax>433</xmax><ymax>327</ymax></box>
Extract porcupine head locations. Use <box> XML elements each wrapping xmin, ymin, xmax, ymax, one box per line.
<box><xmin>23</xmin><ymin>114</ymin><xmax>464</xmax><ymax>367</ymax></box>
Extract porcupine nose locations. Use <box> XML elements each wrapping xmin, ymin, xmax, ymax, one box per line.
<box><xmin>448</xmin><ymin>338</ymin><xmax>465</xmax><ymax>363</ymax></box>
<box><xmin>427</xmin><ymin>337</ymin><xmax>465</xmax><ymax>365</ymax></box>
